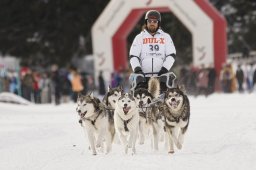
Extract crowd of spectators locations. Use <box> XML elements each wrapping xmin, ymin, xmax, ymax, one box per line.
<box><xmin>0</xmin><ymin>64</ymin><xmax>95</xmax><ymax>105</ymax></box>
<box><xmin>0</xmin><ymin>61</ymin><xmax>256</xmax><ymax>104</ymax></box>
<box><xmin>178</xmin><ymin>61</ymin><xmax>256</xmax><ymax>96</ymax></box>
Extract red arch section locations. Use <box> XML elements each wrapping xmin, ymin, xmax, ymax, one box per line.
<box><xmin>112</xmin><ymin>1</ymin><xmax>227</xmax><ymax>74</ymax></box>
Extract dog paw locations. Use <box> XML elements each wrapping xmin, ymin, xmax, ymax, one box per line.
<box><xmin>92</xmin><ymin>151</ymin><xmax>97</xmax><ymax>155</ymax></box>
<box><xmin>139</xmin><ymin>141</ymin><xmax>144</xmax><ymax>145</ymax></box>
<box><xmin>176</xmin><ymin>142</ymin><xmax>182</xmax><ymax>150</ymax></box>
<box><xmin>168</xmin><ymin>150</ymin><xmax>175</xmax><ymax>154</ymax></box>
<box><xmin>96</xmin><ymin>143</ymin><xmax>101</xmax><ymax>148</ymax></box>
<box><xmin>125</xmin><ymin>145</ymin><xmax>128</xmax><ymax>154</ymax></box>
<box><xmin>132</xmin><ymin>149</ymin><xmax>136</xmax><ymax>155</ymax></box>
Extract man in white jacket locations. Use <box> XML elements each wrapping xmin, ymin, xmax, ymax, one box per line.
<box><xmin>129</xmin><ymin>10</ymin><xmax>176</xmax><ymax>91</ymax></box>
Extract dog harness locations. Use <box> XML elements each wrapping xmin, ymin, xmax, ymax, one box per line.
<box><xmin>101</xmin><ymin>101</ymin><xmax>116</xmax><ymax>124</ymax></box>
<box><xmin>118</xmin><ymin>114</ymin><xmax>133</xmax><ymax>132</ymax></box>
<box><xmin>85</xmin><ymin>109</ymin><xmax>103</xmax><ymax>127</ymax></box>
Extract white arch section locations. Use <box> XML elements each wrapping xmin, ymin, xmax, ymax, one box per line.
<box><xmin>92</xmin><ymin>0</ymin><xmax>227</xmax><ymax>84</ymax></box>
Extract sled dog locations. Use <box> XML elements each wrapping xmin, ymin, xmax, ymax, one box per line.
<box><xmin>102</xmin><ymin>86</ymin><xmax>123</xmax><ymax>143</ymax></box>
<box><xmin>134</xmin><ymin>78</ymin><xmax>164</xmax><ymax>150</ymax></box>
<box><xmin>114</xmin><ymin>93</ymin><xmax>139</xmax><ymax>154</ymax></box>
<box><xmin>102</xmin><ymin>85</ymin><xmax>123</xmax><ymax>121</ymax></box>
<box><xmin>76</xmin><ymin>92</ymin><xmax>114</xmax><ymax>155</ymax></box>
<box><xmin>161</xmin><ymin>86</ymin><xmax>190</xmax><ymax>154</ymax></box>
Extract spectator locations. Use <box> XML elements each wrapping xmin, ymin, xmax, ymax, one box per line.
<box><xmin>230</xmin><ymin>64</ymin><xmax>237</xmax><ymax>92</ymax></box>
<box><xmin>220</xmin><ymin>64</ymin><xmax>233</xmax><ymax>93</ymax></box>
<box><xmin>0</xmin><ymin>76</ymin><xmax>3</xmax><ymax>92</ymax></box>
<box><xmin>207</xmin><ymin>64</ymin><xmax>216</xmax><ymax>95</ymax></box>
<box><xmin>86</xmin><ymin>74</ymin><xmax>94</xmax><ymax>92</ymax></box>
<box><xmin>253</xmin><ymin>67</ymin><xmax>256</xmax><ymax>89</ymax></box>
<box><xmin>59</xmin><ymin>70</ymin><xmax>71</xmax><ymax>103</ymax></box>
<box><xmin>70</xmin><ymin>70</ymin><xmax>84</xmax><ymax>102</ymax></box>
<box><xmin>33</xmin><ymin>72</ymin><xmax>41</xmax><ymax>103</ymax></box>
<box><xmin>236</xmin><ymin>64</ymin><xmax>244</xmax><ymax>92</ymax></box>
<box><xmin>197</xmin><ymin>65</ymin><xmax>209</xmax><ymax>96</ymax></box>
<box><xmin>111</xmin><ymin>72</ymin><xmax>117</xmax><ymax>88</ymax></box>
<box><xmin>98</xmin><ymin>70</ymin><xmax>106</xmax><ymax>96</ymax></box>
<box><xmin>114</xmin><ymin>71</ymin><xmax>122</xmax><ymax>87</ymax></box>
<box><xmin>245</xmin><ymin>63</ymin><xmax>254</xmax><ymax>92</ymax></box>
<box><xmin>40</xmin><ymin>73</ymin><xmax>51</xmax><ymax>104</ymax></box>
<box><xmin>51</xmin><ymin>66</ymin><xmax>61</xmax><ymax>105</ymax></box>
<box><xmin>21</xmin><ymin>69</ymin><xmax>33</xmax><ymax>101</ymax></box>
<box><xmin>81</xmin><ymin>72</ymin><xmax>88</xmax><ymax>94</ymax></box>
<box><xmin>9</xmin><ymin>71</ymin><xmax>19</xmax><ymax>95</ymax></box>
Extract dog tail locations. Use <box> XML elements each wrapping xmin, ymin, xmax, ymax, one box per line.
<box><xmin>148</xmin><ymin>77</ymin><xmax>160</xmax><ymax>98</ymax></box>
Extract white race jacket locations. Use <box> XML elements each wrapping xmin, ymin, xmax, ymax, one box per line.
<box><xmin>129</xmin><ymin>29</ymin><xmax>176</xmax><ymax>76</ymax></box>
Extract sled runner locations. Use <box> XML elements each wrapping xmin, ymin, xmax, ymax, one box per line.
<box><xmin>129</xmin><ymin>72</ymin><xmax>176</xmax><ymax>107</ymax></box>
<box><xmin>129</xmin><ymin>72</ymin><xmax>176</xmax><ymax>94</ymax></box>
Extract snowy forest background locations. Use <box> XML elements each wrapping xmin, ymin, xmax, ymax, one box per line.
<box><xmin>0</xmin><ymin>0</ymin><xmax>255</xmax><ymax>66</ymax></box>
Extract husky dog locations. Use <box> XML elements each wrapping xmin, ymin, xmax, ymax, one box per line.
<box><xmin>114</xmin><ymin>93</ymin><xmax>139</xmax><ymax>154</ymax></box>
<box><xmin>102</xmin><ymin>86</ymin><xmax>123</xmax><ymax>143</ymax></box>
<box><xmin>134</xmin><ymin>78</ymin><xmax>164</xmax><ymax>150</ymax></box>
<box><xmin>134</xmin><ymin>88</ymin><xmax>153</xmax><ymax>145</ymax></box>
<box><xmin>161</xmin><ymin>86</ymin><xmax>190</xmax><ymax>154</ymax></box>
<box><xmin>76</xmin><ymin>92</ymin><xmax>113</xmax><ymax>155</ymax></box>
<box><xmin>102</xmin><ymin>85</ymin><xmax>123</xmax><ymax>113</ymax></box>
<box><xmin>103</xmin><ymin>86</ymin><xmax>123</xmax><ymax>108</ymax></box>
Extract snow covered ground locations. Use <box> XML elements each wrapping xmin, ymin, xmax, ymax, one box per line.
<box><xmin>0</xmin><ymin>93</ymin><xmax>256</xmax><ymax>170</ymax></box>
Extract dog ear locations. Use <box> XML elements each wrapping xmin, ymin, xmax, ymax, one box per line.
<box><xmin>164</xmin><ymin>88</ymin><xmax>170</xmax><ymax>96</ymax></box>
<box><xmin>102</xmin><ymin>95</ymin><xmax>108</xmax><ymax>106</ymax></box>
<box><xmin>147</xmin><ymin>98</ymin><xmax>151</xmax><ymax>104</ymax></box>
<box><xmin>118</xmin><ymin>85</ymin><xmax>123</xmax><ymax>92</ymax></box>
<box><xmin>77</xmin><ymin>92</ymin><xmax>83</xmax><ymax>99</ymax></box>
<box><xmin>89</xmin><ymin>91</ymin><xmax>94</xmax><ymax>99</ymax></box>
<box><xmin>178</xmin><ymin>85</ymin><xmax>186</xmax><ymax>94</ymax></box>
<box><xmin>108</xmin><ymin>86</ymin><xmax>111</xmax><ymax>92</ymax></box>
<box><xmin>120</xmin><ymin>93</ymin><xmax>125</xmax><ymax>97</ymax></box>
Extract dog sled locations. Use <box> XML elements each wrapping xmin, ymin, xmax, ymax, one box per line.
<box><xmin>129</xmin><ymin>72</ymin><xmax>176</xmax><ymax>91</ymax></box>
<box><xmin>129</xmin><ymin>72</ymin><xmax>176</xmax><ymax>107</ymax></box>
<box><xmin>101</xmin><ymin>72</ymin><xmax>176</xmax><ymax>111</ymax></box>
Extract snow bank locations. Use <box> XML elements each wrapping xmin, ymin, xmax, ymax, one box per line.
<box><xmin>0</xmin><ymin>92</ymin><xmax>32</xmax><ymax>105</ymax></box>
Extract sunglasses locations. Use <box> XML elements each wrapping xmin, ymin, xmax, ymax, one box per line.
<box><xmin>147</xmin><ymin>19</ymin><xmax>158</xmax><ymax>24</ymax></box>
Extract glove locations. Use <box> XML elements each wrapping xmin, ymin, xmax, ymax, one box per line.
<box><xmin>158</xmin><ymin>67</ymin><xmax>168</xmax><ymax>76</ymax></box>
<box><xmin>134</xmin><ymin>67</ymin><xmax>144</xmax><ymax>75</ymax></box>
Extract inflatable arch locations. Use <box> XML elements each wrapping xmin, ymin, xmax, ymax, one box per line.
<box><xmin>92</xmin><ymin>0</ymin><xmax>227</xmax><ymax>84</ymax></box>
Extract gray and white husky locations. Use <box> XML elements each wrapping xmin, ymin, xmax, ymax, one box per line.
<box><xmin>114</xmin><ymin>93</ymin><xmax>139</xmax><ymax>154</ymax></box>
<box><xmin>134</xmin><ymin>78</ymin><xmax>164</xmax><ymax>150</ymax></box>
<box><xmin>102</xmin><ymin>85</ymin><xmax>123</xmax><ymax>114</ymax></box>
<box><xmin>76</xmin><ymin>92</ymin><xmax>114</xmax><ymax>155</ymax></box>
<box><xmin>102</xmin><ymin>86</ymin><xmax>123</xmax><ymax>143</ymax></box>
<box><xmin>161</xmin><ymin>86</ymin><xmax>190</xmax><ymax>154</ymax></box>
